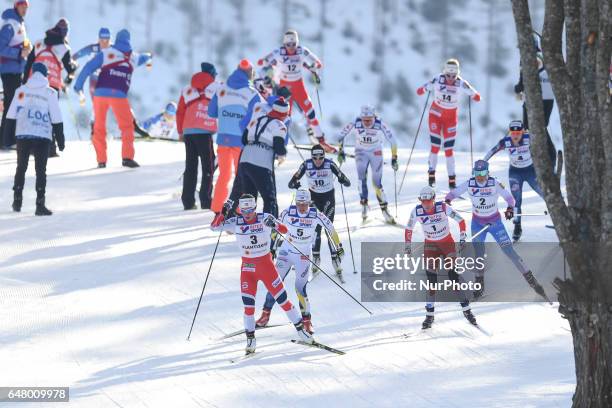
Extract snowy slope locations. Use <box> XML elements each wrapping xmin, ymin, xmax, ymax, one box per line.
<box><xmin>0</xmin><ymin>142</ymin><xmax>573</xmax><ymax>407</ymax></box>
<box><xmin>21</xmin><ymin>0</ymin><xmax>562</xmax><ymax>151</ymax></box>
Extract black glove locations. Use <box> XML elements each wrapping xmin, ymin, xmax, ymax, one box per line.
<box><xmin>288</xmin><ymin>178</ymin><xmax>301</xmax><ymax>189</ymax></box>
<box><xmin>263</xmin><ymin>76</ymin><xmax>273</xmax><ymax>87</ymax></box>
<box><xmin>337</xmin><ymin>148</ymin><xmax>346</xmax><ymax>165</ymax></box>
<box><xmin>391</xmin><ymin>156</ymin><xmax>398</xmax><ymax>171</ymax></box>
<box><xmin>445</xmin><ymin>199</ymin><xmax>452</xmax><ymax>206</ymax></box>
<box><xmin>277</xmin><ymin>86</ymin><xmax>291</xmax><ymax>99</ymax></box>
<box><xmin>64</xmin><ymin>75</ymin><xmax>73</xmax><ymax>86</ymax></box>
<box><xmin>339</xmin><ymin>175</ymin><xmax>351</xmax><ymax>187</ymax></box>
<box><xmin>336</xmin><ymin>243</ymin><xmax>345</xmax><ymax>258</ymax></box>
<box><xmin>312</xmin><ymin>71</ymin><xmax>321</xmax><ymax>85</ymax></box>
<box><xmin>264</xmin><ymin>215</ymin><xmax>277</xmax><ymax>228</ymax></box>
<box><xmin>504</xmin><ymin>206</ymin><xmax>514</xmax><ymax>220</ymax></box>
<box><xmin>221</xmin><ymin>199</ymin><xmax>234</xmax><ymax>217</ymax></box>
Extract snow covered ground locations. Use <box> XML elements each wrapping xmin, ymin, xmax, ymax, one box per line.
<box><xmin>0</xmin><ymin>141</ymin><xmax>574</xmax><ymax>407</ymax></box>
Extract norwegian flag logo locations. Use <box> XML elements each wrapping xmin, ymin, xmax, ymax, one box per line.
<box><xmin>471</xmin><ymin>188</ymin><xmax>480</xmax><ymax>194</ymax></box>
<box><xmin>240</xmin><ymin>225</ymin><xmax>250</xmax><ymax>233</ymax></box>
<box><xmin>422</xmin><ymin>216</ymin><xmax>430</xmax><ymax>223</ymax></box>
<box><xmin>308</xmin><ymin>171</ymin><xmax>317</xmax><ymax>177</ymax></box>
<box><xmin>290</xmin><ymin>217</ymin><xmax>300</xmax><ymax>225</ymax></box>
<box><xmin>509</xmin><ymin>148</ymin><xmax>517</xmax><ymax>154</ymax></box>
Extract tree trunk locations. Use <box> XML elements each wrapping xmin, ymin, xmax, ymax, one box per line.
<box><xmin>511</xmin><ymin>0</ymin><xmax>612</xmax><ymax>406</ymax></box>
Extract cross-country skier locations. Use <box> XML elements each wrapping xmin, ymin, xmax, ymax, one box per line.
<box><xmin>405</xmin><ymin>186</ymin><xmax>477</xmax><ymax>329</ymax></box>
<box><xmin>257</xmin><ymin>29</ymin><xmax>335</xmax><ymax>153</ymax></box>
<box><xmin>417</xmin><ymin>58</ymin><xmax>481</xmax><ymax>188</ymax></box>
<box><xmin>5</xmin><ymin>62</ymin><xmax>64</xmax><ymax>215</ymax></box>
<box><xmin>74</xmin><ymin>29</ymin><xmax>152</xmax><ymax>168</ymax></box>
<box><xmin>208</xmin><ymin>59</ymin><xmax>262</xmax><ymax>214</ymax></box>
<box><xmin>24</xmin><ymin>18</ymin><xmax>77</xmax><ymax>157</ymax></box>
<box><xmin>139</xmin><ymin>102</ymin><xmax>178</xmax><ymax>140</ymax></box>
<box><xmin>288</xmin><ymin>144</ymin><xmax>351</xmax><ymax>270</ymax></box>
<box><xmin>255</xmin><ymin>188</ymin><xmax>344</xmax><ymax>333</ymax></box>
<box><xmin>72</xmin><ymin>27</ymin><xmax>112</xmax><ymax>101</ymax></box>
<box><xmin>336</xmin><ymin>105</ymin><xmax>397</xmax><ymax>224</ymax></box>
<box><xmin>176</xmin><ymin>62</ymin><xmax>218</xmax><ymax>210</ymax></box>
<box><xmin>0</xmin><ymin>0</ymin><xmax>32</xmax><ymax>148</ymax></box>
<box><xmin>445</xmin><ymin>160</ymin><xmax>549</xmax><ymax>301</ymax></box>
<box><xmin>483</xmin><ymin>120</ymin><xmax>544</xmax><ymax>241</ymax></box>
<box><xmin>211</xmin><ymin>194</ymin><xmax>314</xmax><ymax>355</ymax></box>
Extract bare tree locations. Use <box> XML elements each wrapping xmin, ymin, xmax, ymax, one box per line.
<box><xmin>512</xmin><ymin>1</ymin><xmax>612</xmax><ymax>406</ymax></box>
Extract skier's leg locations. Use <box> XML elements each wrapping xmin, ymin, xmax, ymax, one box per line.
<box><xmin>92</xmin><ymin>96</ymin><xmax>110</xmax><ymax>164</ymax></box>
<box><xmin>240</xmin><ymin>259</ymin><xmax>260</xmax><ymax>333</ymax></box>
<box><xmin>13</xmin><ymin>139</ymin><xmax>31</xmax><ymax>194</ymax></box>
<box><xmin>253</xmin><ymin>167</ymin><xmax>278</xmax><ymax>217</ymax></box>
<box><xmin>525</xmin><ymin>166</ymin><xmax>544</xmax><ymax>199</ymax></box>
<box><xmin>371</xmin><ymin>151</ymin><xmax>387</xmax><ymax>206</ymax></box>
<box><xmin>311</xmin><ymin>191</ymin><xmax>325</xmax><ymax>255</ymax></box>
<box><xmin>198</xmin><ymin>135</ymin><xmax>215</xmax><ymax>209</ymax></box>
<box><xmin>471</xmin><ymin>218</ymin><xmax>488</xmax><ymax>278</ymax></box>
<box><xmin>428</xmin><ymin>106</ymin><xmax>443</xmax><ymax>180</ymax></box>
<box><xmin>323</xmin><ymin>192</ymin><xmax>337</xmax><ymax>257</ymax></box>
<box><xmin>443</xmin><ymin>109</ymin><xmax>458</xmax><ymax>184</ymax></box>
<box><xmin>109</xmin><ymin>98</ymin><xmax>135</xmax><ymax>160</ymax></box>
<box><xmin>181</xmin><ymin>135</ymin><xmax>199</xmax><ymax>209</ymax></box>
<box><xmin>355</xmin><ymin>151</ymin><xmax>369</xmax><ymax>202</ymax></box>
<box><xmin>292</xmin><ymin>80</ymin><xmax>323</xmax><ymax>139</ymax></box>
<box><xmin>490</xmin><ymin>219</ymin><xmax>530</xmax><ymax>274</ymax></box>
<box><xmin>293</xmin><ymin>253</ymin><xmax>311</xmax><ymax>316</ymax></box>
<box><xmin>262</xmin><ymin>252</ymin><xmax>292</xmax><ymax>312</ymax></box>
<box><xmin>259</xmin><ymin>255</ymin><xmax>302</xmax><ymax>325</ymax></box>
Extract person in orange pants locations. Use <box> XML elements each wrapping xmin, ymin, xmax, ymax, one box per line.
<box><xmin>73</xmin><ymin>29</ymin><xmax>152</xmax><ymax>168</ymax></box>
<box><xmin>208</xmin><ymin>59</ymin><xmax>262</xmax><ymax>213</ymax></box>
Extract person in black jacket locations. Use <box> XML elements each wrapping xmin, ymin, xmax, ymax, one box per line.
<box><xmin>23</xmin><ymin>18</ymin><xmax>76</xmax><ymax>157</ymax></box>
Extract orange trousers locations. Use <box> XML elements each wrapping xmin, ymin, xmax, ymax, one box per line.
<box><xmin>211</xmin><ymin>145</ymin><xmax>241</xmax><ymax>213</ymax></box>
<box><xmin>93</xmin><ymin>96</ymin><xmax>135</xmax><ymax>164</ymax></box>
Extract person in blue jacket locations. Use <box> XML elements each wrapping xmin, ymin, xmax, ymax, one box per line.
<box><xmin>208</xmin><ymin>59</ymin><xmax>261</xmax><ymax>213</ymax></box>
<box><xmin>0</xmin><ymin>0</ymin><xmax>31</xmax><ymax>147</ymax></box>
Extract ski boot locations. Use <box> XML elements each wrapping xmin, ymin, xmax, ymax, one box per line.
<box><xmin>35</xmin><ymin>195</ymin><xmax>52</xmax><ymax>216</ymax></box>
<box><xmin>380</xmin><ymin>203</ymin><xmax>396</xmax><ymax>224</ymax></box>
<box><xmin>256</xmin><ymin>308</ymin><xmax>271</xmax><ymax>327</ymax></box>
<box><xmin>422</xmin><ymin>306</ymin><xmax>435</xmax><ymax>329</ymax></box>
<box><xmin>428</xmin><ymin>170</ymin><xmax>436</xmax><ymax>187</ymax></box>
<box><xmin>97</xmin><ymin>162</ymin><xmax>106</xmax><ymax>169</ymax></box>
<box><xmin>12</xmin><ymin>189</ymin><xmax>22</xmax><ymax>212</ymax></box>
<box><xmin>360</xmin><ymin>199</ymin><xmax>369</xmax><ymax>221</ymax></box>
<box><xmin>463</xmin><ymin>308</ymin><xmax>478</xmax><ymax>326</ymax></box>
<box><xmin>448</xmin><ymin>175</ymin><xmax>456</xmax><ymax>190</ymax></box>
<box><xmin>523</xmin><ymin>271</ymin><xmax>551</xmax><ymax>303</ymax></box>
<box><xmin>512</xmin><ymin>222</ymin><xmax>522</xmax><ymax>242</ymax></box>
<box><xmin>473</xmin><ymin>275</ymin><xmax>485</xmax><ymax>299</ymax></box>
<box><xmin>311</xmin><ymin>251</ymin><xmax>322</xmax><ymax>277</ymax></box>
<box><xmin>295</xmin><ymin>321</ymin><xmax>314</xmax><ymax>344</ymax></box>
<box><xmin>317</xmin><ymin>136</ymin><xmax>337</xmax><ymax>154</ymax></box>
<box><xmin>302</xmin><ymin>314</ymin><xmax>315</xmax><ymax>334</ymax></box>
<box><xmin>332</xmin><ymin>255</ymin><xmax>345</xmax><ymax>283</ymax></box>
<box><xmin>122</xmin><ymin>158</ymin><xmax>140</xmax><ymax>168</ymax></box>
<box><xmin>245</xmin><ymin>331</ymin><xmax>256</xmax><ymax>355</ymax></box>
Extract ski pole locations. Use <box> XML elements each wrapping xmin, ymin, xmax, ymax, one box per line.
<box><xmin>288</xmin><ymin>132</ymin><xmax>306</xmax><ymax>161</ymax></box>
<box><xmin>339</xmin><ymin>181</ymin><xmax>357</xmax><ymax>275</ymax></box>
<box><xmin>468</xmin><ymin>223</ymin><xmax>491</xmax><ymax>242</ymax></box>
<box><xmin>468</xmin><ymin>97</ymin><xmax>474</xmax><ymax>166</ymax></box>
<box><xmin>275</xmin><ymin>228</ymin><xmax>372</xmax><ymax>315</ymax></box>
<box><xmin>315</xmin><ymin>85</ymin><xmax>323</xmax><ymax>121</ymax></box>
<box><xmin>63</xmin><ymin>87</ymin><xmax>82</xmax><ymax>141</ymax></box>
<box><xmin>187</xmin><ymin>229</ymin><xmax>223</xmax><ymax>340</ymax></box>
<box><xmin>394</xmin><ymin>169</ymin><xmax>398</xmax><ymax>219</ymax></box>
<box><xmin>399</xmin><ymin>91</ymin><xmax>430</xmax><ymax>194</ymax></box>
<box><xmin>509</xmin><ymin>211</ymin><xmax>549</xmax><ymax>217</ymax></box>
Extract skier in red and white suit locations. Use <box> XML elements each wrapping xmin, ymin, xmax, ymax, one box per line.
<box><xmin>417</xmin><ymin>59</ymin><xmax>481</xmax><ymax>189</ymax></box>
<box><xmin>257</xmin><ymin>29</ymin><xmax>335</xmax><ymax>153</ymax></box>
<box><xmin>211</xmin><ymin>194</ymin><xmax>313</xmax><ymax>355</ymax></box>
<box><xmin>404</xmin><ymin>186</ymin><xmax>476</xmax><ymax>330</ymax></box>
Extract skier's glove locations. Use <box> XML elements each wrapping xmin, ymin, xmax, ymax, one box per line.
<box><xmin>221</xmin><ymin>199</ymin><xmax>234</xmax><ymax>217</ymax></box>
<box><xmin>264</xmin><ymin>215</ymin><xmax>277</xmax><ymax>228</ymax></box>
<box><xmin>211</xmin><ymin>213</ymin><xmax>225</xmax><ymax>228</ymax></box>
<box><xmin>288</xmin><ymin>178</ymin><xmax>301</xmax><ymax>189</ymax></box>
<box><xmin>391</xmin><ymin>156</ymin><xmax>399</xmax><ymax>171</ymax></box>
<box><xmin>504</xmin><ymin>206</ymin><xmax>514</xmax><ymax>220</ymax></box>
<box><xmin>264</xmin><ymin>76</ymin><xmax>273</xmax><ymax>88</ymax></box>
<box><xmin>312</xmin><ymin>71</ymin><xmax>321</xmax><ymax>85</ymax></box>
<box><xmin>64</xmin><ymin>75</ymin><xmax>73</xmax><ymax>86</ymax></box>
<box><xmin>337</xmin><ymin>148</ymin><xmax>346</xmax><ymax>165</ymax></box>
<box><xmin>472</xmin><ymin>93</ymin><xmax>481</xmax><ymax>102</ymax></box>
<box><xmin>416</xmin><ymin>87</ymin><xmax>425</xmax><ymax>96</ymax></box>
<box><xmin>339</xmin><ymin>175</ymin><xmax>351</xmax><ymax>187</ymax></box>
<box><xmin>336</xmin><ymin>243</ymin><xmax>345</xmax><ymax>259</ymax></box>
<box><xmin>445</xmin><ymin>198</ymin><xmax>452</xmax><ymax>206</ymax></box>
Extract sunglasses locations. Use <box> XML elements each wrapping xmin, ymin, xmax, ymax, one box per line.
<box><xmin>474</xmin><ymin>170</ymin><xmax>488</xmax><ymax>177</ymax></box>
<box><xmin>285</xmin><ymin>42</ymin><xmax>297</xmax><ymax>47</ymax></box>
<box><xmin>312</xmin><ymin>154</ymin><xmax>324</xmax><ymax>160</ymax></box>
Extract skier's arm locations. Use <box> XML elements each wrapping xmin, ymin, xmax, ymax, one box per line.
<box><xmin>72</xmin><ymin>44</ymin><xmax>96</xmax><ymax>60</ymax></box>
<box><xmin>22</xmin><ymin>48</ymin><xmax>35</xmax><ymax>84</ymax></box>
<box><xmin>0</xmin><ymin>23</ymin><xmax>20</xmax><ymax>59</ymax></box>
<box><xmin>256</xmin><ymin>50</ymin><xmax>277</xmax><ymax>78</ymax></box>
<box><xmin>302</xmin><ymin>46</ymin><xmax>322</xmax><ymax>70</ymax></box>
<box><xmin>461</xmin><ymin>78</ymin><xmax>481</xmax><ymax>101</ymax></box>
<box><xmin>211</xmin><ymin>216</ymin><xmax>237</xmax><ymax>232</ymax></box>
<box><xmin>207</xmin><ymin>92</ymin><xmax>218</xmax><ymax>118</ymax></box>
<box><xmin>404</xmin><ymin>208</ymin><xmax>418</xmax><ymax>244</ymax></box>
<box><xmin>483</xmin><ymin>138</ymin><xmax>506</xmax><ymax>162</ymax></box>
<box><xmin>133</xmin><ymin>52</ymin><xmax>153</xmax><ymax>67</ymax></box>
<box><xmin>445</xmin><ymin>180</ymin><xmax>469</xmax><ymax>203</ymax></box>
<box><xmin>417</xmin><ymin>76</ymin><xmax>436</xmax><ymax>95</ymax></box>
<box><xmin>330</xmin><ymin>161</ymin><xmax>351</xmax><ymax>186</ymax></box>
<box><xmin>496</xmin><ymin>181</ymin><xmax>516</xmax><ymax>208</ymax></box>
<box><xmin>288</xmin><ymin>162</ymin><xmax>306</xmax><ymax>188</ymax></box>
<box><xmin>263</xmin><ymin>214</ymin><xmax>288</xmax><ymax>234</ymax></box>
<box><xmin>316</xmin><ymin>211</ymin><xmax>341</xmax><ymax>251</ymax></box>
<box><xmin>444</xmin><ymin>203</ymin><xmax>467</xmax><ymax>239</ymax></box>
<box><xmin>74</xmin><ymin>52</ymin><xmax>103</xmax><ymax>92</ymax></box>
<box><xmin>141</xmin><ymin>113</ymin><xmax>162</xmax><ymax>131</ymax></box>
<box><xmin>336</xmin><ymin>121</ymin><xmax>355</xmax><ymax>145</ymax></box>
<box><xmin>61</xmin><ymin>49</ymin><xmax>78</xmax><ymax>77</ymax></box>
<box><xmin>381</xmin><ymin>121</ymin><xmax>398</xmax><ymax>157</ymax></box>
<box><xmin>176</xmin><ymin>95</ymin><xmax>186</xmax><ymax>136</ymax></box>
